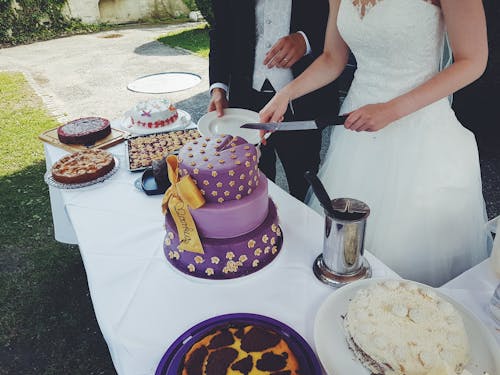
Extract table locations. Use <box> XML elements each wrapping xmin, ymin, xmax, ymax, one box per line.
<box><xmin>44</xmin><ymin>142</ymin><xmax>499</xmax><ymax>375</ymax></box>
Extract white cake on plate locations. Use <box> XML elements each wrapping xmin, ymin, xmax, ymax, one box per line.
<box><xmin>344</xmin><ymin>280</ymin><xmax>469</xmax><ymax>375</ymax></box>
<box><xmin>130</xmin><ymin>98</ymin><xmax>178</xmax><ymax>130</ymax></box>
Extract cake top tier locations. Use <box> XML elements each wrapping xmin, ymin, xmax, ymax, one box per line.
<box><xmin>178</xmin><ymin>135</ymin><xmax>261</xmax><ymax>204</ymax></box>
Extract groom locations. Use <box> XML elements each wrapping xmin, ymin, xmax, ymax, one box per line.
<box><xmin>208</xmin><ymin>0</ymin><xmax>338</xmax><ymax>201</ymax></box>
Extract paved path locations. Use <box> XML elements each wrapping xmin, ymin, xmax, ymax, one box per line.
<box><xmin>0</xmin><ymin>23</ymin><xmax>210</xmax><ymax>124</ymax></box>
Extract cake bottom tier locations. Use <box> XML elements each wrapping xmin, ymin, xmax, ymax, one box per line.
<box><xmin>164</xmin><ymin>199</ymin><xmax>283</xmax><ymax>280</ymax></box>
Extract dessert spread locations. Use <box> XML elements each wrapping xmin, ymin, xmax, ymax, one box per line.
<box><xmin>130</xmin><ymin>99</ymin><xmax>178</xmax><ymax>129</ymax></box>
<box><xmin>180</xmin><ymin>323</ymin><xmax>300</xmax><ymax>375</ymax></box>
<box><xmin>57</xmin><ymin>117</ymin><xmax>111</xmax><ymax>145</ymax></box>
<box><xmin>51</xmin><ymin>149</ymin><xmax>115</xmax><ymax>184</ymax></box>
<box><xmin>344</xmin><ymin>280</ymin><xmax>469</xmax><ymax>375</ymax></box>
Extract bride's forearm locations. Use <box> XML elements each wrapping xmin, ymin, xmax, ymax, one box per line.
<box><xmin>389</xmin><ymin>58</ymin><xmax>487</xmax><ymax>120</ymax></box>
<box><xmin>281</xmin><ymin>50</ymin><xmax>349</xmax><ymax>101</ymax></box>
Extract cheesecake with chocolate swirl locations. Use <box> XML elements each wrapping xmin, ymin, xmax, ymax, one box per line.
<box><xmin>180</xmin><ymin>323</ymin><xmax>300</xmax><ymax>375</ymax></box>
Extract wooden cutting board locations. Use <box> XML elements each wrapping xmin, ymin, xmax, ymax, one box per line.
<box><xmin>39</xmin><ymin>126</ymin><xmax>129</xmax><ymax>152</ymax></box>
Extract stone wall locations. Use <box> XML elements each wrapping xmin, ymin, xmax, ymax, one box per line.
<box><xmin>63</xmin><ymin>0</ymin><xmax>189</xmax><ymax>24</ymax></box>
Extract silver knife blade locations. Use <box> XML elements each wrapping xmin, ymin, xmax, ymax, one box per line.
<box><xmin>241</xmin><ymin>120</ymin><xmax>317</xmax><ymax>131</ymax></box>
<box><xmin>240</xmin><ymin>114</ymin><xmax>347</xmax><ymax>132</ymax></box>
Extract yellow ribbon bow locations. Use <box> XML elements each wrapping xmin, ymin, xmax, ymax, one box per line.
<box><xmin>161</xmin><ymin>155</ymin><xmax>206</xmax><ymax>254</ymax></box>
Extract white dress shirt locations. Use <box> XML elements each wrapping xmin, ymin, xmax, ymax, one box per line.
<box><xmin>210</xmin><ymin>0</ymin><xmax>311</xmax><ymax>95</ymax></box>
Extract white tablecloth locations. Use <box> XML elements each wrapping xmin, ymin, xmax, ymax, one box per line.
<box><xmin>44</xmin><ymin>142</ymin><xmax>499</xmax><ymax>374</ymax></box>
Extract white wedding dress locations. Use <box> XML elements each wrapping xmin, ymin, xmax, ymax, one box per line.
<box><xmin>308</xmin><ymin>0</ymin><xmax>490</xmax><ymax>286</ymax></box>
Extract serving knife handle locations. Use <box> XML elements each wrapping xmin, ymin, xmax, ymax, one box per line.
<box><xmin>315</xmin><ymin>114</ymin><xmax>348</xmax><ymax>130</ymax></box>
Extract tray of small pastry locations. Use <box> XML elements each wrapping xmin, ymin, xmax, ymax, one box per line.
<box><xmin>126</xmin><ymin>128</ymin><xmax>202</xmax><ymax>172</ymax></box>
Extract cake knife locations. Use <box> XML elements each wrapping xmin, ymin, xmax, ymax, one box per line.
<box><xmin>240</xmin><ymin>114</ymin><xmax>347</xmax><ymax>132</ymax></box>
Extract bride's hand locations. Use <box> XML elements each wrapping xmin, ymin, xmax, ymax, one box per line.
<box><xmin>344</xmin><ymin>103</ymin><xmax>397</xmax><ymax>132</ymax></box>
<box><xmin>258</xmin><ymin>91</ymin><xmax>289</xmax><ymax>143</ymax></box>
<box><xmin>259</xmin><ymin>91</ymin><xmax>289</xmax><ymax>123</ymax></box>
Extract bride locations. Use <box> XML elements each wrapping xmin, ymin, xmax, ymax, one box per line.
<box><xmin>260</xmin><ymin>0</ymin><xmax>490</xmax><ymax>286</ymax></box>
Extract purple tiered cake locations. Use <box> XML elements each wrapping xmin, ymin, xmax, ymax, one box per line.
<box><xmin>163</xmin><ymin>135</ymin><xmax>283</xmax><ymax>279</ymax></box>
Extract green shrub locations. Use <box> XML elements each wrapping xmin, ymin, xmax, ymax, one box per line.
<box><xmin>0</xmin><ymin>0</ymin><xmax>109</xmax><ymax>46</ymax></box>
<box><xmin>194</xmin><ymin>0</ymin><xmax>213</xmax><ymax>26</ymax></box>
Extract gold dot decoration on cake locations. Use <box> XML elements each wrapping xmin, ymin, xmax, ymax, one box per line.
<box><xmin>211</xmin><ymin>256</ymin><xmax>220</xmax><ymax>264</ymax></box>
<box><xmin>200</xmin><ymin>189</ymin><xmax>205</xmax><ymax>195</ymax></box>
<box><xmin>218</xmin><ymin>197</ymin><xmax>224</xmax><ymax>203</ymax></box>
<box><xmin>193</xmin><ymin>168</ymin><xmax>199</xmax><ymax>174</ymax></box>
<box><xmin>248</xmin><ymin>180</ymin><xmax>253</xmax><ymax>186</ymax></box>
<box><xmin>239</xmin><ymin>185</ymin><xmax>245</xmax><ymax>192</ymax></box>
<box><xmin>200</xmin><ymin>149</ymin><xmax>205</xmax><ymax>154</ymax></box>
<box><xmin>168</xmin><ymin>250</ymin><xmax>180</xmax><ymax>260</ymax></box>
<box><xmin>207</xmin><ymin>163</ymin><xmax>213</xmax><ymax>169</ymax></box>
<box><xmin>224</xmin><ymin>191</ymin><xmax>230</xmax><ymax>197</ymax></box>
<box><xmin>205</xmin><ymin>268</ymin><xmax>214</xmax><ymax>276</ymax></box>
<box><xmin>239</xmin><ymin>255</ymin><xmax>248</xmax><ymax>262</ymax></box>
<box><xmin>226</xmin><ymin>251</ymin><xmax>235</xmax><ymax>260</ymax></box>
<box><xmin>240</xmin><ymin>174</ymin><xmax>246</xmax><ymax>180</ymax></box>
<box><xmin>216</xmin><ymin>182</ymin><xmax>223</xmax><ymax>188</ymax></box>
<box><xmin>187</xmin><ymin>264</ymin><xmax>195</xmax><ymax>272</ymax></box>
<box><xmin>211</xmin><ymin>170</ymin><xmax>218</xmax><ymax>177</ymax></box>
<box><xmin>235</xmin><ymin>160</ymin><xmax>242</xmax><ymax>165</ymax></box>
<box><xmin>194</xmin><ymin>256</ymin><xmax>205</xmax><ymax>264</ymax></box>
<box><xmin>245</xmin><ymin>161</ymin><xmax>251</xmax><ymax>168</ymax></box>
<box><xmin>236</xmin><ymin>194</ymin><xmax>242</xmax><ymax>200</ymax></box>
<box><xmin>168</xmin><ymin>232</ymin><xmax>175</xmax><ymax>239</ymax></box>
<box><xmin>165</xmin><ymin>237</ymin><xmax>172</xmax><ymax>246</ymax></box>
<box><xmin>203</xmin><ymin>180</ymin><xmax>209</xmax><ymax>186</ymax></box>
<box><xmin>211</xmin><ymin>191</ymin><xmax>218</xmax><ymax>197</ymax></box>
<box><xmin>248</xmin><ymin>188</ymin><xmax>253</xmax><ymax>194</ymax></box>
<box><xmin>190</xmin><ymin>162</ymin><xmax>196</xmax><ymax>166</ymax></box>
<box><xmin>219</xmin><ymin>159</ymin><xmax>225</xmax><ymax>164</ymax></box>
<box><xmin>264</xmin><ymin>246</ymin><xmax>271</xmax><ymax>254</ymax></box>
<box><xmin>270</xmin><ymin>237</ymin><xmax>276</xmax><ymax>245</ymax></box>
<box><xmin>248</xmin><ymin>240</ymin><xmax>256</xmax><ymax>249</ymax></box>
<box><xmin>262</xmin><ymin>234</ymin><xmax>269</xmax><ymax>244</ymax></box>
<box><xmin>252</xmin><ymin>259</ymin><xmax>259</xmax><ymax>267</ymax></box>
<box><xmin>254</xmin><ymin>248</ymin><xmax>262</xmax><ymax>256</ymax></box>
<box><xmin>203</xmin><ymin>157</ymin><xmax>208</xmax><ymax>161</ymax></box>
<box><xmin>229</xmin><ymin>170</ymin><xmax>235</xmax><ymax>176</ymax></box>
<box><xmin>230</xmin><ymin>154</ymin><xmax>237</xmax><ymax>159</ymax></box>
<box><xmin>229</xmin><ymin>181</ymin><xmax>235</xmax><ymax>187</ymax></box>
<box><xmin>272</xmin><ymin>246</ymin><xmax>278</xmax><ymax>254</ymax></box>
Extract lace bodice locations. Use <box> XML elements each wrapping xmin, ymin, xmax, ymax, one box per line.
<box><xmin>338</xmin><ymin>0</ymin><xmax>445</xmax><ymax>110</ymax></box>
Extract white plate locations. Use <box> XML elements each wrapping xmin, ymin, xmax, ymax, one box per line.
<box><xmin>314</xmin><ymin>278</ymin><xmax>500</xmax><ymax>375</ymax></box>
<box><xmin>197</xmin><ymin>108</ymin><xmax>265</xmax><ymax>145</ymax></box>
<box><xmin>127</xmin><ymin>72</ymin><xmax>201</xmax><ymax>94</ymax></box>
<box><xmin>114</xmin><ymin>109</ymin><xmax>191</xmax><ymax>135</ymax></box>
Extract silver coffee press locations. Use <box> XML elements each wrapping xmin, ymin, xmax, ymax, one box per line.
<box><xmin>305</xmin><ymin>172</ymin><xmax>372</xmax><ymax>287</ymax></box>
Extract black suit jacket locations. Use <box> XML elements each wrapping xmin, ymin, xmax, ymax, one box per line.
<box><xmin>209</xmin><ymin>0</ymin><xmax>339</xmax><ymax>120</ymax></box>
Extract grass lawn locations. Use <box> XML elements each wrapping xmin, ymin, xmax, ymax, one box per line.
<box><xmin>0</xmin><ymin>72</ymin><xmax>114</xmax><ymax>374</ymax></box>
<box><xmin>157</xmin><ymin>23</ymin><xmax>209</xmax><ymax>57</ymax></box>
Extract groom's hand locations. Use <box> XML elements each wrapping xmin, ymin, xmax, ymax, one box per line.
<box><xmin>264</xmin><ymin>33</ymin><xmax>306</xmax><ymax>69</ymax></box>
<box><xmin>208</xmin><ymin>88</ymin><xmax>228</xmax><ymax>118</ymax></box>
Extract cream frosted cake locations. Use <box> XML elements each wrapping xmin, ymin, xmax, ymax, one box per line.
<box><xmin>130</xmin><ymin>98</ymin><xmax>178</xmax><ymax>129</ymax></box>
<box><xmin>163</xmin><ymin>135</ymin><xmax>283</xmax><ymax>279</ymax></box>
<box><xmin>344</xmin><ymin>280</ymin><xmax>469</xmax><ymax>375</ymax></box>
